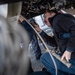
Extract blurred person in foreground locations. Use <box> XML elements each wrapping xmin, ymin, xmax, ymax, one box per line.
<box><xmin>0</xmin><ymin>15</ymin><xmax>31</xmax><ymax>75</ymax></box>
<box><xmin>0</xmin><ymin>15</ymin><xmax>51</xmax><ymax>75</ymax></box>
<box><xmin>19</xmin><ymin>16</ymin><xmax>42</xmax><ymax>60</ymax></box>
<box><xmin>35</xmin><ymin>9</ymin><xmax>75</xmax><ymax>75</ymax></box>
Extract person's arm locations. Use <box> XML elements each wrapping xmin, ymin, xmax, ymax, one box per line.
<box><xmin>57</xmin><ymin>17</ymin><xmax>75</xmax><ymax>52</ymax></box>
<box><xmin>19</xmin><ymin>16</ymin><xmax>37</xmax><ymax>42</ymax></box>
<box><xmin>40</xmin><ymin>31</ymin><xmax>57</xmax><ymax>47</ymax></box>
<box><xmin>57</xmin><ymin>16</ymin><xmax>75</xmax><ymax>61</ymax></box>
<box><xmin>19</xmin><ymin>16</ymin><xmax>34</xmax><ymax>33</ymax></box>
<box><xmin>35</xmin><ymin>26</ymin><xmax>57</xmax><ymax>47</ymax></box>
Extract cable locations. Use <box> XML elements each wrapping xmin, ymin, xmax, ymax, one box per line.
<box><xmin>20</xmin><ymin>15</ymin><xmax>58</xmax><ymax>75</ymax></box>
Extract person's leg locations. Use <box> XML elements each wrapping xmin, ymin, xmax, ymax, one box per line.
<box><xmin>40</xmin><ymin>52</ymin><xmax>75</xmax><ymax>75</ymax></box>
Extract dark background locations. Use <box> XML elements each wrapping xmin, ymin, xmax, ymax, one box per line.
<box><xmin>0</xmin><ymin>0</ymin><xmax>75</xmax><ymax>19</ymax></box>
<box><xmin>21</xmin><ymin>0</ymin><xmax>52</xmax><ymax>19</ymax></box>
<box><xmin>0</xmin><ymin>0</ymin><xmax>25</xmax><ymax>4</ymax></box>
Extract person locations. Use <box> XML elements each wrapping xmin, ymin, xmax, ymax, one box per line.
<box><xmin>0</xmin><ymin>15</ymin><xmax>51</xmax><ymax>75</ymax></box>
<box><xmin>0</xmin><ymin>15</ymin><xmax>32</xmax><ymax>75</ymax></box>
<box><xmin>18</xmin><ymin>16</ymin><xmax>42</xmax><ymax>60</ymax></box>
<box><xmin>35</xmin><ymin>9</ymin><xmax>75</xmax><ymax>75</ymax></box>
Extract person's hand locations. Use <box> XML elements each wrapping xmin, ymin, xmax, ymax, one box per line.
<box><xmin>18</xmin><ymin>16</ymin><xmax>24</xmax><ymax>23</ymax></box>
<box><xmin>35</xmin><ymin>25</ymin><xmax>42</xmax><ymax>33</ymax></box>
<box><xmin>61</xmin><ymin>50</ymin><xmax>71</xmax><ymax>62</ymax></box>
